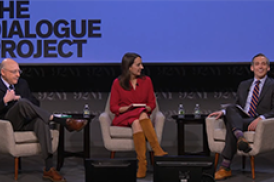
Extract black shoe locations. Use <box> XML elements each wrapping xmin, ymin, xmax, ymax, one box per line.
<box><xmin>237</xmin><ymin>137</ymin><xmax>252</xmax><ymax>153</ymax></box>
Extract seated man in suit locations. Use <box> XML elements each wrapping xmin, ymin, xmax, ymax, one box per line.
<box><xmin>208</xmin><ymin>53</ymin><xmax>274</xmax><ymax>180</ymax></box>
<box><xmin>0</xmin><ymin>58</ymin><xmax>88</xmax><ymax>182</ymax></box>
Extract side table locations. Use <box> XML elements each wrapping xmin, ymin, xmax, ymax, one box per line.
<box><xmin>57</xmin><ymin>114</ymin><xmax>95</xmax><ymax>171</ymax></box>
<box><xmin>172</xmin><ymin>114</ymin><xmax>210</xmax><ymax>156</ymax></box>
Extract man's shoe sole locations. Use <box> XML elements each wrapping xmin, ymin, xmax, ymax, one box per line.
<box><xmin>75</xmin><ymin>120</ymin><xmax>88</xmax><ymax>132</ymax></box>
<box><xmin>43</xmin><ymin>176</ymin><xmax>66</xmax><ymax>182</ymax></box>
<box><xmin>67</xmin><ymin>120</ymin><xmax>88</xmax><ymax>132</ymax></box>
<box><xmin>215</xmin><ymin>175</ymin><xmax>231</xmax><ymax>181</ymax></box>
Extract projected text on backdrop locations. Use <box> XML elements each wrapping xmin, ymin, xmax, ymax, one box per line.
<box><xmin>0</xmin><ymin>0</ymin><xmax>273</xmax><ymax>64</ymax></box>
<box><xmin>0</xmin><ymin>1</ymin><xmax>101</xmax><ymax>60</ymax></box>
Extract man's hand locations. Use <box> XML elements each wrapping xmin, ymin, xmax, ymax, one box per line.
<box><xmin>248</xmin><ymin>117</ymin><xmax>262</xmax><ymax>131</ymax></box>
<box><xmin>14</xmin><ymin>95</ymin><xmax>21</xmax><ymax>101</ymax></box>
<box><xmin>3</xmin><ymin>90</ymin><xmax>16</xmax><ymax>103</ymax></box>
<box><xmin>208</xmin><ymin>111</ymin><xmax>224</xmax><ymax>120</ymax></box>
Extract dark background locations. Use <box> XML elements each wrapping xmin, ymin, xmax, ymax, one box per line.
<box><xmin>19</xmin><ymin>63</ymin><xmax>274</xmax><ymax>92</ymax></box>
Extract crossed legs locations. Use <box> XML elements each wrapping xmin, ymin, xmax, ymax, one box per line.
<box><xmin>215</xmin><ymin>105</ymin><xmax>253</xmax><ymax>180</ymax></box>
<box><xmin>4</xmin><ymin>98</ymin><xmax>87</xmax><ymax>182</ymax></box>
<box><xmin>132</xmin><ymin>112</ymin><xmax>167</xmax><ymax>178</ymax></box>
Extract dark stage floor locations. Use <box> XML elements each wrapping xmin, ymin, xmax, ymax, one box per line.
<box><xmin>1</xmin><ymin>147</ymin><xmax>274</xmax><ymax>182</ymax></box>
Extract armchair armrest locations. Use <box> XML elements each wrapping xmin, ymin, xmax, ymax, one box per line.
<box><xmin>0</xmin><ymin>120</ymin><xmax>16</xmax><ymax>154</ymax></box>
<box><xmin>99</xmin><ymin>112</ymin><xmax>112</xmax><ymax>145</ymax></box>
<box><xmin>205</xmin><ymin>117</ymin><xmax>226</xmax><ymax>153</ymax></box>
<box><xmin>152</xmin><ymin>111</ymin><xmax>165</xmax><ymax>144</ymax></box>
<box><xmin>251</xmin><ymin>118</ymin><xmax>274</xmax><ymax>155</ymax></box>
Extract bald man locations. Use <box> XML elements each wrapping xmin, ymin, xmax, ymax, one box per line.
<box><xmin>0</xmin><ymin>58</ymin><xmax>88</xmax><ymax>182</ymax></box>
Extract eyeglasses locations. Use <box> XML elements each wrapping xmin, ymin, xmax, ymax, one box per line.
<box><xmin>4</xmin><ymin>69</ymin><xmax>23</xmax><ymax>74</ymax></box>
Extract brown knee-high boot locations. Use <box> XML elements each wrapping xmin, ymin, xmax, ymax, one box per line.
<box><xmin>133</xmin><ymin>132</ymin><xmax>147</xmax><ymax>178</ymax></box>
<box><xmin>139</xmin><ymin>118</ymin><xmax>168</xmax><ymax>156</ymax></box>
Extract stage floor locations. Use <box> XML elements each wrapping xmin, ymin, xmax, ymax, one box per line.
<box><xmin>1</xmin><ymin>146</ymin><xmax>274</xmax><ymax>182</ymax></box>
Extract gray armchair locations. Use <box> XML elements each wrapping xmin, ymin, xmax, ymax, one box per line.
<box><xmin>99</xmin><ymin>94</ymin><xmax>165</xmax><ymax>163</ymax></box>
<box><xmin>0</xmin><ymin>120</ymin><xmax>59</xmax><ymax>180</ymax></box>
<box><xmin>206</xmin><ymin>116</ymin><xmax>274</xmax><ymax>179</ymax></box>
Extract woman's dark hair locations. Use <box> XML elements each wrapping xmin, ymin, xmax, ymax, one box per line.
<box><xmin>119</xmin><ymin>52</ymin><xmax>142</xmax><ymax>90</ymax></box>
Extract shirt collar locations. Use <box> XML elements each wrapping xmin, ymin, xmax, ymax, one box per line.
<box><xmin>254</xmin><ymin>75</ymin><xmax>267</xmax><ymax>85</ymax></box>
<box><xmin>1</xmin><ymin>76</ymin><xmax>12</xmax><ymax>90</ymax></box>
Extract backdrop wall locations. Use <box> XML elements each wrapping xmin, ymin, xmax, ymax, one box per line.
<box><xmin>18</xmin><ymin>63</ymin><xmax>273</xmax><ymax>152</ymax></box>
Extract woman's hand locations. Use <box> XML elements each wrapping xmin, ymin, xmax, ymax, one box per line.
<box><xmin>145</xmin><ymin>106</ymin><xmax>151</xmax><ymax>112</ymax></box>
<box><xmin>119</xmin><ymin>105</ymin><xmax>132</xmax><ymax>113</ymax></box>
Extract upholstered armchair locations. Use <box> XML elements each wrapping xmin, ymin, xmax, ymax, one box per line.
<box><xmin>99</xmin><ymin>94</ymin><xmax>165</xmax><ymax>164</ymax></box>
<box><xmin>0</xmin><ymin>119</ymin><xmax>59</xmax><ymax>180</ymax></box>
<box><xmin>206</xmin><ymin>116</ymin><xmax>274</xmax><ymax>179</ymax></box>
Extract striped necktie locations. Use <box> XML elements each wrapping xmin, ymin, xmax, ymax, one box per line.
<box><xmin>248</xmin><ymin>80</ymin><xmax>260</xmax><ymax>117</ymax></box>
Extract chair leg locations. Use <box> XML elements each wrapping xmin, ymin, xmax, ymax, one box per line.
<box><xmin>214</xmin><ymin>153</ymin><xmax>220</xmax><ymax>171</ymax></box>
<box><xmin>14</xmin><ymin>157</ymin><xmax>19</xmax><ymax>180</ymax></box>
<box><xmin>110</xmin><ymin>151</ymin><xmax>115</xmax><ymax>158</ymax></box>
<box><xmin>250</xmin><ymin>156</ymin><xmax>255</xmax><ymax>179</ymax></box>
<box><xmin>242</xmin><ymin>156</ymin><xmax>246</xmax><ymax>169</ymax></box>
<box><xmin>149</xmin><ymin>151</ymin><xmax>154</xmax><ymax>165</ymax></box>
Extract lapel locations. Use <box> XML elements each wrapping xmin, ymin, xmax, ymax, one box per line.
<box><xmin>258</xmin><ymin>77</ymin><xmax>270</xmax><ymax>104</ymax></box>
<box><xmin>0</xmin><ymin>77</ymin><xmax>8</xmax><ymax>92</ymax></box>
<box><xmin>241</xmin><ymin>79</ymin><xmax>253</xmax><ymax>106</ymax></box>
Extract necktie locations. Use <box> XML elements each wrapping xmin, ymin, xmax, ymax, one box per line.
<box><xmin>9</xmin><ymin>85</ymin><xmax>14</xmax><ymax>90</ymax></box>
<box><xmin>248</xmin><ymin>80</ymin><xmax>260</xmax><ymax>117</ymax></box>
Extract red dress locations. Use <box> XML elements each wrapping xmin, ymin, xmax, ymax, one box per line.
<box><xmin>110</xmin><ymin>76</ymin><xmax>156</xmax><ymax>126</ymax></box>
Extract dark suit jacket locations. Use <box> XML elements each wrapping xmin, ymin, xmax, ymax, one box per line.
<box><xmin>236</xmin><ymin>77</ymin><xmax>274</xmax><ymax>119</ymax></box>
<box><xmin>0</xmin><ymin>78</ymin><xmax>39</xmax><ymax>119</ymax></box>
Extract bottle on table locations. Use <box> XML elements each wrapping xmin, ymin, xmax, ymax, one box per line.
<box><xmin>83</xmin><ymin>103</ymin><xmax>90</xmax><ymax>119</ymax></box>
<box><xmin>194</xmin><ymin>104</ymin><xmax>201</xmax><ymax>119</ymax></box>
<box><xmin>178</xmin><ymin>103</ymin><xmax>185</xmax><ymax>118</ymax></box>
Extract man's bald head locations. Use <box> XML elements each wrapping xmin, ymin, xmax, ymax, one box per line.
<box><xmin>0</xmin><ymin>58</ymin><xmax>19</xmax><ymax>71</ymax></box>
<box><xmin>0</xmin><ymin>58</ymin><xmax>21</xmax><ymax>85</ymax></box>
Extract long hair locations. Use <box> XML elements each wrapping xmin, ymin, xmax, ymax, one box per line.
<box><xmin>119</xmin><ymin>52</ymin><xmax>141</xmax><ymax>90</ymax></box>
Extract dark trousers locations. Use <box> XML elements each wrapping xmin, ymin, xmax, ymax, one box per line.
<box><xmin>4</xmin><ymin>98</ymin><xmax>52</xmax><ymax>159</ymax></box>
<box><xmin>221</xmin><ymin>105</ymin><xmax>254</xmax><ymax>160</ymax></box>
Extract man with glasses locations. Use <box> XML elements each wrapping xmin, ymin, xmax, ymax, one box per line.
<box><xmin>0</xmin><ymin>58</ymin><xmax>88</xmax><ymax>182</ymax></box>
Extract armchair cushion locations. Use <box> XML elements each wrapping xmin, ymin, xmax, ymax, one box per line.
<box><xmin>110</xmin><ymin>126</ymin><xmax>133</xmax><ymax>138</ymax></box>
<box><xmin>213</xmin><ymin>129</ymin><xmax>255</xmax><ymax>143</ymax></box>
<box><xmin>14</xmin><ymin>132</ymin><xmax>39</xmax><ymax>143</ymax></box>
<box><xmin>14</xmin><ymin>130</ymin><xmax>58</xmax><ymax>144</ymax></box>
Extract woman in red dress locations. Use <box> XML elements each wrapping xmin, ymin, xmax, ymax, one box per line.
<box><xmin>110</xmin><ymin>52</ymin><xmax>167</xmax><ymax>178</ymax></box>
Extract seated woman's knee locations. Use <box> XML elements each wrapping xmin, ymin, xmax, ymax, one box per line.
<box><xmin>139</xmin><ymin>112</ymin><xmax>148</xmax><ymax>120</ymax></box>
<box><xmin>132</xmin><ymin>119</ymin><xmax>143</xmax><ymax>132</ymax></box>
<box><xmin>132</xmin><ymin>119</ymin><xmax>140</xmax><ymax>127</ymax></box>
